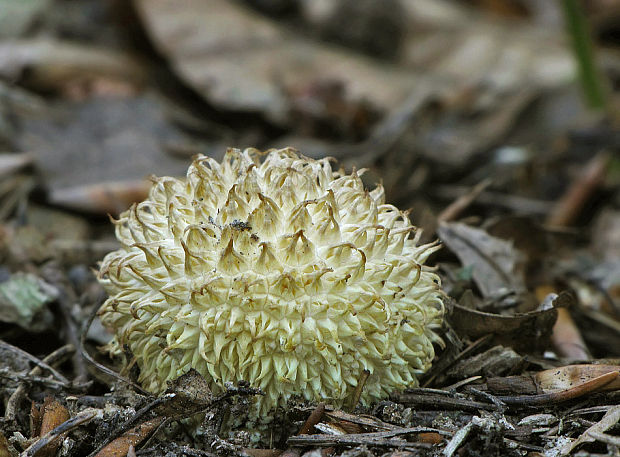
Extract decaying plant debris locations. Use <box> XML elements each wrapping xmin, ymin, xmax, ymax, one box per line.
<box><xmin>1</xmin><ymin>0</ymin><xmax>619</xmax><ymax>456</ymax></box>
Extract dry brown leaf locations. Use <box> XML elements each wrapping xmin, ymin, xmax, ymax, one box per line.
<box><xmin>551</xmin><ymin>308</ymin><xmax>591</xmax><ymax>360</ymax></box>
<box><xmin>132</xmin><ymin>0</ymin><xmax>433</xmax><ymax>124</ymax></box>
<box><xmin>35</xmin><ymin>397</ymin><xmax>70</xmax><ymax>457</ymax></box>
<box><xmin>16</xmin><ymin>94</ymin><xmax>195</xmax><ymax>209</ymax></box>
<box><xmin>94</xmin><ymin>417</ymin><xmax>164</xmax><ymax>457</ymax></box>
<box><xmin>438</xmin><ymin>221</ymin><xmax>527</xmax><ymax>297</ymax></box>
<box><xmin>0</xmin><ymin>39</ymin><xmax>145</xmax><ymax>92</ymax></box>
<box><xmin>39</xmin><ymin>398</ymin><xmax>70</xmax><ymax>435</ymax></box>
<box><xmin>535</xmin><ymin>285</ymin><xmax>591</xmax><ymax>360</ymax></box>
<box><xmin>132</xmin><ymin>0</ymin><xmax>573</xmax><ymax>125</ymax></box>
<box><xmin>448</xmin><ymin>294</ymin><xmax>565</xmax><ymax>353</ymax></box>
<box><xmin>536</xmin><ymin>364</ymin><xmax>620</xmax><ymax>392</ymax></box>
<box><xmin>400</xmin><ymin>0</ymin><xmax>573</xmax><ymax>89</ymax></box>
<box><xmin>0</xmin><ymin>431</ymin><xmax>11</xmax><ymax>457</ymax></box>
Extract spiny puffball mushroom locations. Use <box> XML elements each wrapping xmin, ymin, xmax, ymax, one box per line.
<box><xmin>97</xmin><ymin>147</ymin><xmax>444</xmax><ymax>417</ymax></box>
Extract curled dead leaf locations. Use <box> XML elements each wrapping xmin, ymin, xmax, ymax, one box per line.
<box><xmin>31</xmin><ymin>398</ymin><xmax>70</xmax><ymax>457</ymax></box>
<box><xmin>448</xmin><ymin>293</ymin><xmax>571</xmax><ymax>352</ymax></box>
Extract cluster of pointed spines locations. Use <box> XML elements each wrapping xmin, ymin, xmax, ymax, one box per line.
<box><xmin>98</xmin><ymin>147</ymin><xmax>444</xmax><ymax>416</ymax></box>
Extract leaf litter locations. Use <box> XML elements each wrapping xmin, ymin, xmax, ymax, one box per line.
<box><xmin>0</xmin><ymin>0</ymin><xmax>619</xmax><ymax>456</ymax></box>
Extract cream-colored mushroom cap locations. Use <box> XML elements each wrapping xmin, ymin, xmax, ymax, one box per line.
<box><xmin>98</xmin><ymin>147</ymin><xmax>444</xmax><ymax>416</ymax></box>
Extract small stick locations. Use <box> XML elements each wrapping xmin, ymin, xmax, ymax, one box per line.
<box><xmin>443</xmin><ymin>421</ymin><xmax>474</xmax><ymax>457</ymax></box>
<box><xmin>437</xmin><ymin>178</ymin><xmax>493</xmax><ymax>223</ymax></box>
<box><xmin>242</xmin><ymin>449</ymin><xmax>285</xmax><ymax>457</ymax></box>
<box><xmin>464</xmin><ymin>386</ymin><xmax>506</xmax><ymax>412</ymax></box>
<box><xmin>288</xmin><ymin>427</ymin><xmax>447</xmax><ymax>448</ymax></box>
<box><xmin>298</xmin><ymin>403</ymin><xmax>325</xmax><ymax>435</ymax></box>
<box><xmin>441</xmin><ymin>376</ymin><xmax>483</xmax><ymax>392</ymax></box>
<box><xmin>325</xmin><ymin>409</ymin><xmax>399</xmax><ymax>431</ymax></box>
<box><xmin>0</xmin><ymin>340</ymin><xmax>69</xmax><ymax>384</ymax></box>
<box><xmin>348</xmin><ymin>369</ymin><xmax>370</xmax><ymax>411</ymax></box>
<box><xmin>0</xmin><ymin>368</ymin><xmax>90</xmax><ymax>391</ymax></box>
<box><xmin>546</xmin><ymin>151</ymin><xmax>610</xmax><ymax>227</ymax></box>
<box><xmin>5</xmin><ymin>345</ymin><xmax>74</xmax><ymax>421</ymax></box>
<box><xmin>434</xmin><ymin>186</ymin><xmax>553</xmax><ymax>214</ymax></box>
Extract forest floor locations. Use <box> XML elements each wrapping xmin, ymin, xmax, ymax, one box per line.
<box><xmin>0</xmin><ymin>1</ymin><xmax>619</xmax><ymax>456</ymax></box>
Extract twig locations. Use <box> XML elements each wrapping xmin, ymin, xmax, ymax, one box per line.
<box><xmin>348</xmin><ymin>369</ymin><xmax>370</xmax><ymax>411</ymax></box>
<box><xmin>442</xmin><ymin>421</ymin><xmax>473</xmax><ymax>457</ymax></box>
<box><xmin>0</xmin><ymin>175</ymin><xmax>35</xmax><ymax>221</ymax></box>
<box><xmin>390</xmin><ymin>392</ymin><xmax>502</xmax><ymax>412</ymax></box>
<box><xmin>288</xmin><ymin>427</ymin><xmax>448</xmax><ymax>449</ymax></box>
<box><xmin>0</xmin><ymin>340</ymin><xmax>69</xmax><ymax>384</ymax></box>
<box><xmin>0</xmin><ymin>368</ymin><xmax>90</xmax><ymax>391</ymax></box>
<box><xmin>298</xmin><ymin>403</ymin><xmax>325</xmax><ymax>435</ymax></box>
<box><xmin>242</xmin><ymin>449</ymin><xmax>286</xmax><ymax>457</ymax></box>
<box><xmin>546</xmin><ymin>151</ymin><xmax>610</xmax><ymax>227</ymax></box>
<box><xmin>5</xmin><ymin>344</ymin><xmax>74</xmax><ymax>421</ymax></box>
<box><xmin>567</xmin><ymin>405</ymin><xmax>618</xmax><ymax>417</ymax></box>
<box><xmin>136</xmin><ymin>442</ymin><xmax>217</xmax><ymax>456</ymax></box>
<box><xmin>135</xmin><ymin>418</ymin><xmax>173</xmax><ymax>454</ymax></box>
<box><xmin>325</xmin><ymin>409</ymin><xmax>399</xmax><ymax>431</ymax></box>
<box><xmin>404</xmin><ymin>387</ymin><xmax>456</xmax><ymax>396</ymax></box>
<box><xmin>464</xmin><ymin>386</ymin><xmax>506</xmax><ymax>412</ymax></box>
<box><xmin>561</xmin><ymin>405</ymin><xmax>620</xmax><ymax>455</ymax></box>
<box><xmin>441</xmin><ymin>376</ymin><xmax>483</xmax><ymax>392</ymax></box>
<box><xmin>434</xmin><ymin>186</ymin><xmax>554</xmax><ymax>214</ymax></box>
<box><xmin>437</xmin><ymin>178</ymin><xmax>493</xmax><ymax>223</ymax></box>
<box><xmin>343</xmin><ymin>91</ymin><xmax>435</xmax><ymax>167</ymax></box>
